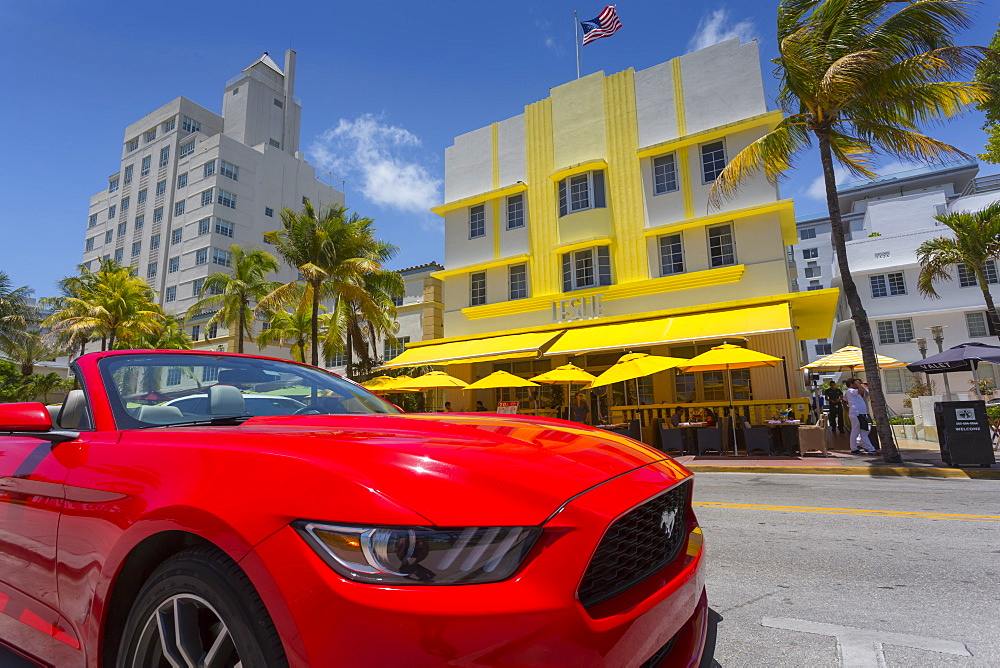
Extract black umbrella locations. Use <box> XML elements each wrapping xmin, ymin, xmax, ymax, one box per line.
<box><xmin>906</xmin><ymin>342</ymin><xmax>1000</xmax><ymax>398</ymax></box>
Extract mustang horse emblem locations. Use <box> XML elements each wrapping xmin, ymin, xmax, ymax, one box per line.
<box><xmin>660</xmin><ymin>508</ymin><xmax>678</xmax><ymax>539</ymax></box>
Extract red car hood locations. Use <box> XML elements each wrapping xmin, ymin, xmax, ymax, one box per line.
<box><xmin>123</xmin><ymin>413</ymin><xmax>683</xmax><ymax>526</ymax></box>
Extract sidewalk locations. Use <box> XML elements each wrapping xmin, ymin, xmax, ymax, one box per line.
<box><xmin>675</xmin><ymin>435</ymin><xmax>1000</xmax><ymax>479</ymax></box>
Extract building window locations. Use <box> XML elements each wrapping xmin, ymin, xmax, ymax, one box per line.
<box><xmin>123</xmin><ymin>164</ymin><xmax>133</xmax><ymax>185</ymax></box>
<box><xmin>325</xmin><ymin>353</ymin><xmax>347</xmax><ymax>367</ymax></box>
<box><xmin>653</xmin><ymin>154</ymin><xmax>678</xmax><ymax>194</ymax></box>
<box><xmin>562</xmin><ymin>246</ymin><xmax>612</xmax><ymax>291</ymax></box>
<box><xmin>215</xmin><ymin>218</ymin><xmax>235</xmax><ymax>238</ymax></box>
<box><xmin>114</xmin><ymin>248</ymin><xmax>123</xmax><ymax>263</ymax></box>
<box><xmin>171</xmin><ymin>229</ymin><xmax>182</xmax><ymax>245</ymax></box>
<box><xmin>807</xmin><ymin>282</ymin><xmax>824</xmax><ymax>290</ymax></box>
<box><xmin>708</xmin><ymin>223</ymin><xmax>736</xmax><ymax>267</ymax></box>
<box><xmin>202</xmin><ymin>365</ymin><xmax>219</xmax><ymax>381</ymax></box>
<box><xmin>120</xmin><ymin>197</ymin><xmax>130</xmax><ymax>212</ymax></box>
<box><xmin>105</xmin><ymin>230</ymin><xmax>113</xmax><ymax>244</ymax></box>
<box><xmin>384</xmin><ymin>336</ymin><xmax>410</xmax><ymax>361</ymax></box>
<box><xmin>558</xmin><ymin>170</ymin><xmax>606</xmax><ymax>216</ymax></box>
<box><xmin>131</xmin><ymin>241</ymin><xmax>141</xmax><ymax>258</ymax></box>
<box><xmin>85</xmin><ymin>237</ymin><xmax>95</xmax><ymax>251</ymax></box>
<box><xmin>151</xmin><ymin>234</ymin><xmax>160</xmax><ymax>250</ymax></box>
<box><xmin>117</xmin><ymin>222</ymin><xmax>127</xmax><ymax>237</ymax></box>
<box><xmin>165</xmin><ymin>286</ymin><xmax>177</xmax><ymax>303</ymax></box>
<box><xmin>147</xmin><ymin>262</ymin><xmax>157</xmax><ymax>279</ymax></box>
<box><xmin>156</xmin><ymin>180</ymin><xmax>166</xmax><ymax>196</ymax></box>
<box><xmin>109</xmin><ymin>177</ymin><xmax>120</xmax><ymax>193</ymax></box>
<box><xmin>509</xmin><ymin>264</ymin><xmax>528</xmax><ymax>300</ymax></box>
<box><xmin>182</xmin><ymin>116</ymin><xmax>201</xmax><ymax>133</ymax></box>
<box><xmin>212</xmin><ymin>248</ymin><xmax>232</xmax><ymax>267</ymax></box>
<box><xmin>179</xmin><ymin>140</ymin><xmax>195</xmax><ymax>158</ymax></box>
<box><xmin>126</xmin><ymin>138</ymin><xmax>139</xmax><ymax>153</ymax></box>
<box><xmin>802</xmin><ymin>248</ymin><xmax>818</xmax><ymax>259</ymax></box>
<box><xmin>265</xmin><ymin>207</ymin><xmax>274</xmax><ymax>217</ymax></box>
<box><xmin>804</xmin><ymin>266</ymin><xmax>822</xmax><ymax>278</ymax></box>
<box><xmin>144</xmin><ymin>128</ymin><xmax>156</xmax><ymax>143</ymax></box>
<box><xmin>166</xmin><ymin>367</ymin><xmax>181</xmax><ymax>385</ymax></box>
<box><xmin>108</xmin><ymin>205</ymin><xmax>117</xmax><ymax>219</ymax></box>
<box><xmin>88</xmin><ymin>214</ymin><xmax>97</xmax><ymax>228</ymax></box>
<box><xmin>470</xmin><ymin>272</ymin><xmax>486</xmax><ymax>306</ymax></box>
<box><xmin>191</xmin><ymin>325</ymin><xmax>200</xmax><ymax>341</ymax></box>
<box><xmin>201</xmin><ymin>189</ymin><xmax>213</xmax><ymax>206</ymax></box>
<box><xmin>876</xmin><ymin>318</ymin><xmax>914</xmax><ymax>344</ymax></box>
<box><xmin>135</xmin><ymin>215</ymin><xmax>144</xmax><ymax>230</ymax></box>
<box><xmin>391</xmin><ymin>295</ymin><xmax>403</xmax><ymax>307</ymax></box>
<box><xmin>870</xmin><ymin>271</ymin><xmax>906</xmax><ymax>298</ymax></box>
<box><xmin>220</xmin><ymin>161</ymin><xmax>239</xmax><ymax>181</ymax></box>
<box><xmin>800</xmin><ymin>227</ymin><xmax>817</xmax><ymax>240</ymax></box>
<box><xmin>203</xmin><ymin>161</ymin><xmax>216</xmax><ymax>178</ymax></box>
<box><xmin>269</xmin><ymin>138</ymin><xmax>281</xmax><ymax>148</ymax></box>
<box><xmin>177</xmin><ymin>172</ymin><xmax>188</xmax><ymax>189</ymax></box>
<box><xmin>195</xmin><ymin>248</ymin><xmax>208</xmax><ymax>266</ymax></box>
<box><xmin>198</xmin><ymin>218</ymin><xmax>210</xmax><ymax>235</ymax></box>
<box><xmin>141</xmin><ymin>155</ymin><xmax>151</xmax><ymax>176</ymax></box>
<box><xmin>218</xmin><ymin>189</ymin><xmax>237</xmax><ymax>209</ymax></box>
<box><xmin>966</xmin><ymin>312</ymin><xmax>990</xmax><ymax>338</ymax></box>
<box><xmin>168</xmin><ymin>256</ymin><xmax>180</xmax><ymax>273</ymax></box>
<box><xmin>163</xmin><ymin>117</ymin><xmax>176</xmax><ymax>132</ymax></box>
<box><xmin>159</xmin><ymin>147</ymin><xmax>170</xmax><ymax>168</ymax></box>
<box><xmin>700</xmin><ymin>141</ymin><xmax>727</xmax><ymax>183</ymax></box>
<box><xmin>138</xmin><ymin>188</ymin><xmax>147</xmax><ymax>205</ymax></box>
<box><xmin>506</xmin><ymin>194</ymin><xmax>525</xmax><ymax>229</ymax></box>
<box><xmin>174</xmin><ymin>200</ymin><xmax>185</xmax><ymax>216</ymax></box>
<box><xmin>659</xmin><ymin>233</ymin><xmax>684</xmax><ymax>276</ymax></box>
<box><xmin>815</xmin><ymin>340</ymin><xmax>833</xmax><ymax>356</ymax></box>
<box><xmin>274</xmin><ymin>98</ymin><xmax>284</xmax><ymax>108</ymax></box>
<box><xmin>193</xmin><ymin>278</ymin><xmax>204</xmax><ymax>296</ymax></box>
<box><xmin>957</xmin><ymin>260</ymin><xmax>999</xmax><ymax>288</ymax></box>
<box><xmin>208</xmin><ymin>323</ymin><xmax>218</xmax><ymax>338</ymax></box>
<box><xmin>153</xmin><ymin>207</ymin><xmax>163</xmax><ymax>223</ymax></box>
<box><xmin>469</xmin><ymin>204</ymin><xmax>485</xmax><ymax>238</ymax></box>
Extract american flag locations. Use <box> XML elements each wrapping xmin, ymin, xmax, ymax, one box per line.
<box><xmin>580</xmin><ymin>5</ymin><xmax>623</xmax><ymax>46</ymax></box>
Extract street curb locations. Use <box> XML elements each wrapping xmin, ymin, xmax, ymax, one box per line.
<box><xmin>686</xmin><ymin>465</ymin><xmax>1000</xmax><ymax>479</ymax></box>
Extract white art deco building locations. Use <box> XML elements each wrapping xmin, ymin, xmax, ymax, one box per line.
<box><xmin>80</xmin><ymin>50</ymin><xmax>343</xmax><ymax>351</ymax></box>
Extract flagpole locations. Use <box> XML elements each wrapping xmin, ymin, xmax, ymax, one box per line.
<box><xmin>574</xmin><ymin>10</ymin><xmax>581</xmax><ymax>79</ymax></box>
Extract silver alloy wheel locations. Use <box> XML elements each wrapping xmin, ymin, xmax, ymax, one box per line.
<box><xmin>131</xmin><ymin>593</ymin><xmax>242</xmax><ymax>668</ymax></box>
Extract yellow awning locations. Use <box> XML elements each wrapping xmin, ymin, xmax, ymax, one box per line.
<box><xmin>545</xmin><ymin>303</ymin><xmax>792</xmax><ymax>356</ymax></box>
<box><xmin>379</xmin><ymin>331</ymin><xmax>562</xmax><ymax>369</ymax></box>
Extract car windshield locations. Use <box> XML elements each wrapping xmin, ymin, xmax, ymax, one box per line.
<box><xmin>99</xmin><ymin>353</ymin><xmax>399</xmax><ymax>428</ymax></box>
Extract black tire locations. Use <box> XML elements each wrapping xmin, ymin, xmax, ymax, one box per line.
<box><xmin>116</xmin><ymin>545</ymin><xmax>288</xmax><ymax>668</ymax></box>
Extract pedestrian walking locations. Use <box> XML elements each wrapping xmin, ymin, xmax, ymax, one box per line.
<box><xmin>570</xmin><ymin>392</ymin><xmax>590</xmax><ymax>424</ymax></box>
<box><xmin>843</xmin><ymin>378</ymin><xmax>876</xmax><ymax>454</ymax></box>
<box><xmin>823</xmin><ymin>380</ymin><xmax>846</xmax><ymax>433</ymax></box>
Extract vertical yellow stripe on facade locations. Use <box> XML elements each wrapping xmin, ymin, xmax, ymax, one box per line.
<box><xmin>603</xmin><ymin>69</ymin><xmax>645</xmax><ymax>284</ymax></box>
<box><xmin>492</xmin><ymin>123</ymin><xmax>500</xmax><ymax>259</ymax></box>
<box><xmin>525</xmin><ymin>99</ymin><xmax>558</xmax><ymax>295</ymax></box>
<box><xmin>671</xmin><ymin>58</ymin><xmax>695</xmax><ymax>219</ymax></box>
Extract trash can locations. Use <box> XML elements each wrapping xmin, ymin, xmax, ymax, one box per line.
<box><xmin>933</xmin><ymin>401</ymin><xmax>996</xmax><ymax>467</ymax></box>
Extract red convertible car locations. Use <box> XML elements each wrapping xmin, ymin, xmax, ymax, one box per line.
<box><xmin>0</xmin><ymin>350</ymin><xmax>707</xmax><ymax>667</ymax></box>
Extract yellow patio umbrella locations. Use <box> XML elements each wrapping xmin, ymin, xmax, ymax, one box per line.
<box><xmin>530</xmin><ymin>364</ymin><xmax>597</xmax><ymax>422</ymax></box>
<box><xmin>679</xmin><ymin>343</ymin><xmax>782</xmax><ymax>455</ymax></box>
<box><xmin>590</xmin><ymin>352</ymin><xmax>689</xmax><ymax>388</ymax></box>
<box><xmin>801</xmin><ymin>346</ymin><xmax>907</xmax><ymax>372</ymax></box>
<box><xmin>393</xmin><ymin>371</ymin><xmax>469</xmax><ymax>412</ymax></box>
<box><xmin>463</xmin><ymin>370</ymin><xmax>540</xmax><ymax>391</ymax></box>
<box><xmin>361</xmin><ymin>376</ymin><xmax>400</xmax><ymax>392</ymax></box>
<box><xmin>380</xmin><ymin>375</ymin><xmax>415</xmax><ymax>393</ymax></box>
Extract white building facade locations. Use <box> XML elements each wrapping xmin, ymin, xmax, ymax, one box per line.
<box><xmin>80</xmin><ymin>51</ymin><xmax>343</xmax><ymax>352</ymax></box>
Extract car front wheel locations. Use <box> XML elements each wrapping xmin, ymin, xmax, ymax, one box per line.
<box><xmin>117</xmin><ymin>545</ymin><xmax>287</xmax><ymax>668</ymax></box>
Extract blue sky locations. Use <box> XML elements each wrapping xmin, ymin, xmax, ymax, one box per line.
<box><xmin>1</xmin><ymin>1</ymin><xmax>996</xmax><ymax>297</ymax></box>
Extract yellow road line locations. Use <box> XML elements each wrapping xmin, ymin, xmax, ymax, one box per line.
<box><xmin>693</xmin><ymin>501</ymin><xmax>1000</xmax><ymax>522</ymax></box>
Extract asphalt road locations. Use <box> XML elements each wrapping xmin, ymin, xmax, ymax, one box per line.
<box><xmin>693</xmin><ymin>473</ymin><xmax>1000</xmax><ymax>667</ymax></box>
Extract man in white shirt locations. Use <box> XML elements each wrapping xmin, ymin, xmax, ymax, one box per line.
<box><xmin>843</xmin><ymin>378</ymin><xmax>877</xmax><ymax>454</ymax></box>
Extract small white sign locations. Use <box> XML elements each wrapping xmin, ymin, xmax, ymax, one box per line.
<box><xmin>497</xmin><ymin>401</ymin><xmax>519</xmax><ymax>414</ymax></box>
<box><xmin>955</xmin><ymin>408</ymin><xmax>975</xmax><ymax>421</ymax></box>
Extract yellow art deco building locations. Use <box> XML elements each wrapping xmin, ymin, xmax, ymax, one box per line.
<box><xmin>385</xmin><ymin>38</ymin><xmax>837</xmax><ymax>412</ymax></box>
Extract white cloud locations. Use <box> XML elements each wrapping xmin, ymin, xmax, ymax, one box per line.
<box><xmin>537</xmin><ymin>18</ymin><xmax>564</xmax><ymax>55</ymax></box>
<box><xmin>308</xmin><ymin>114</ymin><xmax>441</xmax><ymax>215</ymax></box>
<box><xmin>805</xmin><ymin>167</ymin><xmax>851</xmax><ymax>201</ymax></box>
<box><xmin>688</xmin><ymin>8</ymin><xmax>757</xmax><ymax>52</ymax></box>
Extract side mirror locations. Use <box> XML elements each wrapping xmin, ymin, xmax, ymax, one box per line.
<box><xmin>0</xmin><ymin>402</ymin><xmax>53</xmax><ymax>432</ymax></box>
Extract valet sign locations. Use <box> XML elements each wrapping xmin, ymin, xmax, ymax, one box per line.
<box><xmin>552</xmin><ymin>293</ymin><xmax>604</xmax><ymax>322</ymax></box>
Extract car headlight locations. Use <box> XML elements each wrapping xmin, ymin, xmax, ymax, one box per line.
<box><xmin>294</xmin><ymin>521</ymin><xmax>542</xmax><ymax>585</ymax></box>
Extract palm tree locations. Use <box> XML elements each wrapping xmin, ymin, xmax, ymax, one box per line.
<box><xmin>917</xmin><ymin>202</ymin><xmax>1000</xmax><ymax>340</ymax></box>
<box><xmin>43</xmin><ymin>266</ymin><xmax>165</xmax><ymax>350</ymax></box>
<box><xmin>262</xmin><ymin>202</ymin><xmax>401</xmax><ymax>367</ymax></box>
<box><xmin>256</xmin><ymin>307</ymin><xmax>318</xmax><ymax>363</ymax></box>
<box><xmin>0</xmin><ymin>271</ymin><xmax>34</xmax><ymax>351</ymax></box>
<box><xmin>0</xmin><ymin>331</ymin><xmax>64</xmax><ymax>376</ymax></box>
<box><xmin>337</xmin><ymin>270</ymin><xmax>404</xmax><ymax>372</ymax></box>
<box><xmin>708</xmin><ymin>0</ymin><xmax>988</xmax><ymax>464</ymax></box>
<box><xmin>41</xmin><ymin>259</ymin><xmax>129</xmax><ymax>356</ymax></box>
<box><xmin>135</xmin><ymin>315</ymin><xmax>193</xmax><ymax>350</ymax></box>
<box><xmin>186</xmin><ymin>245</ymin><xmax>279</xmax><ymax>353</ymax></box>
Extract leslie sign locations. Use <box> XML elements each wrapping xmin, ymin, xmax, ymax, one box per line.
<box><xmin>552</xmin><ymin>294</ymin><xmax>604</xmax><ymax>323</ymax></box>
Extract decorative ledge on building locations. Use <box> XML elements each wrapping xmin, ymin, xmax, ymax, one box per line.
<box><xmin>431</xmin><ymin>254</ymin><xmax>530</xmax><ymax>279</ymax></box>
<box><xmin>430</xmin><ymin>183</ymin><xmax>528</xmax><ymax>217</ymax></box>
<box><xmin>643</xmin><ymin>199</ymin><xmax>797</xmax><ymax>246</ymax></box>
<box><xmin>549</xmin><ymin>159</ymin><xmax>610</xmax><ymax>183</ymax></box>
<box><xmin>460</xmin><ymin>265</ymin><xmax>746</xmax><ymax>320</ymax></box>
<box><xmin>636</xmin><ymin>110</ymin><xmax>784</xmax><ymax>159</ymax></box>
<box><xmin>553</xmin><ymin>236</ymin><xmax>613</xmax><ymax>253</ymax></box>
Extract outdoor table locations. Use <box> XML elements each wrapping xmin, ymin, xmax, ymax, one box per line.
<box><xmin>765</xmin><ymin>420</ymin><xmax>801</xmax><ymax>456</ymax></box>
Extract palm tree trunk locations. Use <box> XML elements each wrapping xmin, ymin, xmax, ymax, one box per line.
<box><xmin>346</xmin><ymin>329</ymin><xmax>354</xmax><ymax>378</ymax></box>
<box><xmin>978</xmin><ymin>281</ymin><xmax>1000</xmax><ymax>342</ymax></box>
<box><xmin>237</xmin><ymin>307</ymin><xmax>245</xmax><ymax>354</ymax></box>
<box><xmin>818</xmin><ymin>131</ymin><xmax>902</xmax><ymax>463</ymax></box>
<box><xmin>310</xmin><ymin>280</ymin><xmax>320</xmax><ymax>367</ymax></box>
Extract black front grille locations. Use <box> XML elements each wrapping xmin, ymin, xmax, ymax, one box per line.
<box><xmin>577</xmin><ymin>480</ymin><xmax>690</xmax><ymax>609</ymax></box>
<box><xmin>640</xmin><ymin>633</ymin><xmax>678</xmax><ymax>668</ymax></box>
